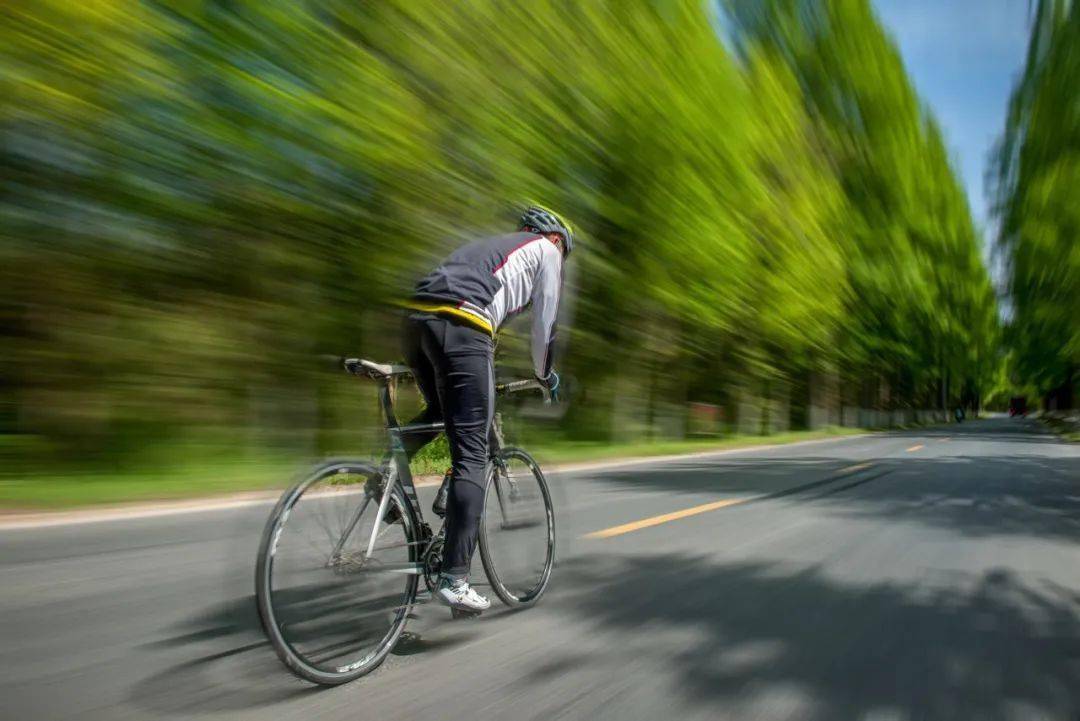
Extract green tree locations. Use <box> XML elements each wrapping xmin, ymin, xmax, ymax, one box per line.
<box><xmin>995</xmin><ymin>0</ymin><xmax>1079</xmax><ymax>406</ymax></box>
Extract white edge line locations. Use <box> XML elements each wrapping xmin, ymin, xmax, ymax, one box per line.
<box><xmin>0</xmin><ymin>433</ymin><xmax>872</xmax><ymax>531</ymax></box>
<box><xmin>0</xmin><ymin>496</ymin><xmax>282</xmax><ymax>530</ymax></box>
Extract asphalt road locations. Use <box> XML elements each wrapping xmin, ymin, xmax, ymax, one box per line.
<box><xmin>2</xmin><ymin>417</ymin><xmax>1078</xmax><ymax>721</ymax></box>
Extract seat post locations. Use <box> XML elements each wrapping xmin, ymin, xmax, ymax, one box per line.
<box><xmin>378</xmin><ymin>380</ymin><xmax>400</xmax><ymax>429</ymax></box>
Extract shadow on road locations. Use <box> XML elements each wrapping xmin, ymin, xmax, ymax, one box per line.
<box><xmin>586</xmin><ymin>451</ymin><xmax>1079</xmax><ymax>543</ymax></box>
<box><xmin>128</xmin><ymin>588</ymin><xmax>486</xmax><ymax>715</ymax></box>
<box><xmin>545</xmin><ymin>554</ymin><xmax>1080</xmax><ymax>720</ymax></box>
<box><xmin>825</xmin><ymin>456</ymin><xmax>1080</xmax><ymax>542</ymax></box>
<box><xmin>129</xmin><ymin>594</ymin><xmax>319</xmax><ymax>714</ymax></box>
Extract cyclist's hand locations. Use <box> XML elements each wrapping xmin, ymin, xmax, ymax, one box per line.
<box><xmin>537</xmin><ymin>370</ymin><xmax>560</xmax><ymax>402</ymax></box>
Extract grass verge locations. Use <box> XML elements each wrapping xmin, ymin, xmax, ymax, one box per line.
<box><xmin>0</xmin><ymin>426</ymin><xmax>866</xmax><ymax>510</ymax></box>
<box><xmin>1041</xmin><ymin>415</ymin><xmax>1080</xmax><ymax>442</ymax></box>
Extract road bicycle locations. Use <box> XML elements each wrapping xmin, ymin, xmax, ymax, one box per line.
<box><xmin>255</xmin><ymin>357</ymin><xmax>556</xmax><ymax>685</ymax></box>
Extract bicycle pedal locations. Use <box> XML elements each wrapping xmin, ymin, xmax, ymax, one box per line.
<box><xmin>450</xmin><ymin>607</ymin><xmax>482</xmax><ymax>621</ymax></box>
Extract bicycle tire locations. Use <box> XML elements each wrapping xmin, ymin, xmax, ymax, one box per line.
<box><xmin>478</xmin><ymin>447</ymin><xmax>555</xmax><ymax>607</ymax></box>
<box><xmin>255</xmin><ymin>460</ymin><xmax>419</xmax><ymax>685</ymax></box>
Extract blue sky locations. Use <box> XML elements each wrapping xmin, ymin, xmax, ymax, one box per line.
<box><xmin>871</xmin><ymin>0</ymin><xmax>1031</xmax><ymax>235</ymax></box>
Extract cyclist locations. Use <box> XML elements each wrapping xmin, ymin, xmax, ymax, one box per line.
<box><xmin>401</xmin><ymin>205</ymin><xmax>573</xmax><ymax>614</ymax></box>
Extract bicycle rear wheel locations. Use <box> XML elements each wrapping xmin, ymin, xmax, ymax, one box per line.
<box><xmin>255</xmin><ymin>460</ymin><xmax>419</xmax><ymax>685</ymax></box>
<box><xmin>478</xmin><ymin>447</ymin><xmax>555</xmax><ymax>607</ymax></box>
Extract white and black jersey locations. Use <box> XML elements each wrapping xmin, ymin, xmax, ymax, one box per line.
<box><xmin>409</xmin><ymin>232</ymin><xmax>563</xmax><ymax>378</ymax></box>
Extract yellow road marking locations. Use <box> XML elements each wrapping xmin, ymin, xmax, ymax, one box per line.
<box><xmin>584</xmin><ymin>461</ymin><xmax>877</xmax><ymax>540</ymax></box>
<box><xmin>906</xmin><ymin>444</ymin><xmax>924</xmax><ymax>452</ymax></box>
<box><xmin>584</xmin><ymin>498</ymin><xmax>747</xmax><ymax>539</ymax></box>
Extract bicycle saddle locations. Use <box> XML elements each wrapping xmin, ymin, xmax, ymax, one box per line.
<box><xmin>345</xmin><ymin>358</ymin><xmax>413</xmax><ymax>379</ymax></box>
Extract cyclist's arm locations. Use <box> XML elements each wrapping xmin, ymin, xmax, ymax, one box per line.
<box><xmin>530</xmin><ymin>244</ymin><xmax>562</xmax><ymax>379</ymax></box>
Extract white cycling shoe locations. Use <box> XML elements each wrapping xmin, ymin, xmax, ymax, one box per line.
<box><xmin>436</xmin><ymin>576</ymin><xmax>491</xmax><ymax>613</ymax></box>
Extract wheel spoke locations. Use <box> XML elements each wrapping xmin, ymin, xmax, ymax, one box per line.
<box><xmin>480</xmin><ymin>449</ymin><xmax>554</xmax><ymax>607</ymax></box>
<box><xmin>257</xmin><ymin>464</ymin><xmax>418</xmax><ymax>683</ymax></box>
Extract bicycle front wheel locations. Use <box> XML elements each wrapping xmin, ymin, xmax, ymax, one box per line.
<box><xmin>255</xmin><ymin>460</ymin><xmax>419</xmax><ymax>685</ymax></box>
<box><xmin>478</xmin><ymin>447</ymin><xmax>555</xmax><ymax>607</ymax></box>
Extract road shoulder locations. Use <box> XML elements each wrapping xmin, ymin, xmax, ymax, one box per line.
<box><xmin>0</xmin><ymin>432</ymin><xmax>873</xmax><ymax>530</ymax></box>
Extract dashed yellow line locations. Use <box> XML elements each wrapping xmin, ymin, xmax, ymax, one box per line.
<box><xmin>906</xmin><ymin>444</ymin><xmax>924</xmax><ymax>452</ymax></box>
<box><xmin>584</xmin><ymin>461</ymin><xmax>878</xmax><ymax>539</ymax></box>
<box><xmin>583</xmin><ymin>498</ymin><xmax>748</xmax><ymax>539</ymax></box>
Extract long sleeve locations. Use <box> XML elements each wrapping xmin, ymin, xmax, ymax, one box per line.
<box><xmin>530</xmin><ymin>244</ymin><xmax>562</xmax><ymax>379</ymax></box>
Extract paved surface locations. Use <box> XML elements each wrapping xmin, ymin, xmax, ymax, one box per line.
<box><xmin>2</xmin><ymin>418</ymin><xmax>1078</xmax><ymax>721</ymax></box>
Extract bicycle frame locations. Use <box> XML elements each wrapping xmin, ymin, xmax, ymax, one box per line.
<box><xmin>329</xmin><ymin>353</ymin><xmax>542</xmax><ymax>566</ymax></box>
<box><xmin>354</xmin><ymin>375</ymin><xmax>511</xmax><ymax>563</ymax></box>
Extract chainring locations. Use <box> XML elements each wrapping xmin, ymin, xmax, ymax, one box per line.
<box><xmin>422</xmin><ymin>537</ymin><xmax>444</xmax><ymax>594</ymax></box>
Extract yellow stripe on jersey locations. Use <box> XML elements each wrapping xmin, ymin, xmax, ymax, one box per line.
<box><xmin>405</xmin><ymin>302</ymin><xmax>494</xmax><ymax>335</ymax></box>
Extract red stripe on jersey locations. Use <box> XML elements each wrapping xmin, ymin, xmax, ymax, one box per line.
<box><xmin>492</xmin><ymin>236</ymin><xmax>543</xmax><ymax>274</ymax></box>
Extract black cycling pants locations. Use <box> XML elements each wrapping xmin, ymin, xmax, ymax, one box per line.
<box><xmin>402</xmin><ymin>314</ymin><xmax>493</xmax><ymax>579</ymax></box>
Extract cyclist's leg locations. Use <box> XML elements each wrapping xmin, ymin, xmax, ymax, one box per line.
<box><xmin>437</xmin><ymin>324</ymin><xmax>495</xmax><ymax>580</ymax></box>
<box><xmin>401</xmin><ymin>314</ymin><xmax>445</xmax><ymax>459</ymax></box>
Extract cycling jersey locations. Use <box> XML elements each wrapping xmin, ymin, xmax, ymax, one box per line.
<box><xmin>409</xmin><ymin>232</ymin><xmax>563</xmax><ymax>378</ymax></box>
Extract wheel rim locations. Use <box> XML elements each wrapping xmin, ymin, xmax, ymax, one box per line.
<box><xmin>482</xmin><ymin>451</ymin><xmax>554</xmax><ymax>603</ymax></box>
<box><xmin>263</xmin><ymin>467</ymin><xmax>416</xmax><ymax>677</ymax></box>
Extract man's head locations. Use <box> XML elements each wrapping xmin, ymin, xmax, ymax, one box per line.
<box><xmin>519</xmin><ymin>205</ymin><xmax>575</xmax><ymax>258</ymax></box>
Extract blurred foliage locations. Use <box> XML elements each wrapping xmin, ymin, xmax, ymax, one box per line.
<box><xmin>995</xmin><ymin>0</ymin><xmax>1079</xmax><ymax>403</ymax></box>
<box><xmin>1</xmin><ymin>0</ymin><xmax>1003</xmax><ymax>472</ymax></box>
